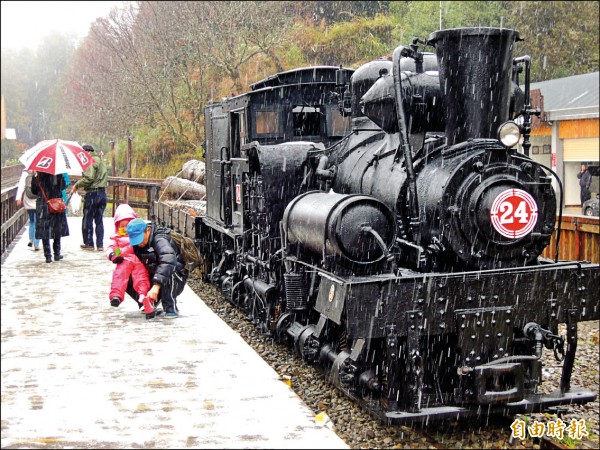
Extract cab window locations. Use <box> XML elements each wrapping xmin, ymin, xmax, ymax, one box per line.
<box><xmin>327</xmin><ymin>105</ymin><xmax>351</xmax><ymax>137</ymax></box>
<box><xmin>230</xmin><ymin>110</ymin><xmax>248</xmax><ymax>157</ymax></box>
<box><xmin>255</xmin><ymin>110</ymin><xmax>282</xmax><ymax>137</ymax></box>
<box><xmin>293</xmin><ymin>105</ymin><xmax>322</xmax><ymax>137</ymax></box>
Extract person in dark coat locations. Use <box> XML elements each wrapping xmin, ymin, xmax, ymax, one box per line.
<box><xmin>30</xmin><ymin>171</ymin><xmax>70</xmax><ymax>263</ymax></box>
<box><xmin>126</xmin><ymin>218</ymin><xmax>189</xmax><ymax>319</ymax></box>
<box><xmin>577</xmin><ymin>163</ymin><xmax>592</xmax><ymax>205</ymax></box>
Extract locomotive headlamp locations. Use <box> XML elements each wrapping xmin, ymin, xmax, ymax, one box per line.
<box><xmin>498</xmin><ymin>121</ymin><xmax>521</xmax><ymax>148</ymax></box>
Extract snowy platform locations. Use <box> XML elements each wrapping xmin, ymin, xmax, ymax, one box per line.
<box><xmin>1</xmin><ymin>217</ymin><xmax>348</xmax><ymax>449</ymax></box>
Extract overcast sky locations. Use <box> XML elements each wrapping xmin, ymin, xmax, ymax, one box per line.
<box><xmin>1</xmin><ymin>1</ymin><xmax>126</xmax><ymax>51</ymax></box>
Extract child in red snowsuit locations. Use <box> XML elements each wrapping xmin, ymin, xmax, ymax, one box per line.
<box><xmin>106</xmin><ymin>204</ymin><xmax>151</xmax><ymax>311</ymax></box>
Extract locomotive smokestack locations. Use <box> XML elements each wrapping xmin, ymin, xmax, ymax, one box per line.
<box><xmin>429</xmin><ymin>27</ymin><xmax>520</xmax><ymax>145</ymax></box>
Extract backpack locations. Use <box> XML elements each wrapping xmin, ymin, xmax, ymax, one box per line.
<box><xmin>24</xmin><ymin>173</ymin><xmax>39</xmax><ymax>200</ymax></box>
<box><xmin>169</xmin><ymin>230</ymin><xmax>205</xmax><ymax>273</ymax></box>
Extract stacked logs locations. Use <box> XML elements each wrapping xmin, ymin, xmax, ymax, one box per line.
<box><xmin>161</xmin><ymin>160</ymin><xmax>206</xmax><ymax>216</ymax></box>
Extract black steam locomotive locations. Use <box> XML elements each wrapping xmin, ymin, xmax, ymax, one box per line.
<box><xmin>159</xmin><ymin>27</ymin><xmax>600</xmax><ymax>423</ymax></box>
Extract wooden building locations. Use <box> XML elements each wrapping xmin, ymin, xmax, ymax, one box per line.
<box><xmin>527</xmin><ymin>71</ymin><xmax>599</xmax><ymax>209</ymax></box>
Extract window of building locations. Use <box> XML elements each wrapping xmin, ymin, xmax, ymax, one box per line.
<box><xmin>543</xmin><ymin>145</ymin><xmax>551</xmax><ymax>154</ymax></box>
<box><xmin>532</xmin><ymin>146</ymin><xmax>540</xmax><ymax>154</ymax></box>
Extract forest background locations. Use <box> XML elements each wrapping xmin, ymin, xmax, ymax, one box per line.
<box><xmin>1</xmin><ymin>1</ymin><xmax>598</xmax><ymax>178</ymax></box>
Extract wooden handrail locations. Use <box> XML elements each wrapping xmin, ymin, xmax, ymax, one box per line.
<box><xmin>1</xmin><ymin>177</ymin><xmax>164</xmax><ymax>258</ymax></box>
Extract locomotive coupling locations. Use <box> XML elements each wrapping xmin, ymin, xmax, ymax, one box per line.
<box><xmin>523</xmin><ymin>322</ymin><xmax>565</xmax><ymax>361</ymax></box>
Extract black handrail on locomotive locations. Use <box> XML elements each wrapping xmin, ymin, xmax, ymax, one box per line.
<box><xmin>220</xmin><ymin>145</ymin><xmax>233</xmax><ymax>227</ymax></box>
<box><xmin>512</xmin><ymin>153</ymin><xmax>564</xmax><ymax>263</ymax></box>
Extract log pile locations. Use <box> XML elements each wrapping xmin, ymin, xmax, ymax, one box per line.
<box><xmin>181</xmin><ymin>159</ymin><xmax>205</xmax><ymax>184</ymax></box>
<box><xmin>160</xmin><ymin>160</ymin><xmax>207</xmax><ymax>216</ymax></box>
<box><xmin>161</xmin><ymin>199</ymin><xmax>206</xmax><ymax>217</ymax></box>
<box><xmin>161</xmin><ymin>176</ymin><xmax>206</xmax><ymax>200</ymax></box>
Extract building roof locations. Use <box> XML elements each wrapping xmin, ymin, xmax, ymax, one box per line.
<box><xmin>529</xmin><ymin>72</ymin><xmax>599</xmax><ymax>120</ymax></box>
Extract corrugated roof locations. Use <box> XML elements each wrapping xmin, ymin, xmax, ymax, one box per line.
<box><xmin>529</xmin><ymin>72</ymin><xmax>599</xmax><ymax>111</ymax></box>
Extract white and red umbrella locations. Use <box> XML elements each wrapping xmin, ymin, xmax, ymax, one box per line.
<box><xmin>19</xmin><ymin>139</ymin><xmax>95</xmax><ymax>176</ymax></box>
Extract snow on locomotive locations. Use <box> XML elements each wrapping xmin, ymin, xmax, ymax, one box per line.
<box><xmin>160</xmin><ymin>27</ymin><xmax>600</xmax><ymax>423</ymax></box>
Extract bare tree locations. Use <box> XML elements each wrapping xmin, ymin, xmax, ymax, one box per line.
<box><xmin>189</xmin><ymin>1</ymin><xmax>293</xmax><ymax>93</ymax></box>
<box><xmin>62</xmin><ymin>1</ymin><xmax>294</xmax><ymax>152</ymax></box>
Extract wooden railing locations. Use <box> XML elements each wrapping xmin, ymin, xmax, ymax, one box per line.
<box><xmin>1</xmin><ymin>185</ymin><xmax>28</xmax><ymax>259</ymax></box>
<box><xmin>541</xmin><ymin>215</ymin><xmax>600</xmax><ymax>263</ymax></box>
<box><xmin>69</xmin><ymin>175</ymin><xmax>164</xmax><ymax>219</ymax></box>
<box><xmin>0</xmin><ymin>164</ymin><xmax>25</xmax><ymax>190</ymax></box>
<box><xmin>1</xmin><ymin>175</ymin><xmax>162</xmax><ymax>258</ymax></box>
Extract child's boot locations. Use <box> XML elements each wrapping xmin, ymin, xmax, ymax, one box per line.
<box><xmin>142</xmin><ymin>295</ymin><xmax>156</xmax><ymax>319</ymax></box>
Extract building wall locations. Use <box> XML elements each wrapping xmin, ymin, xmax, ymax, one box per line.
<box><xmin>525</xmin><ymin>118</ymin><xmax>598</xmax><ymax>208</ymax></box>
<box><xmin>560</xmin><ymin>119</ymin><xmax>599</xmax><ymax>206</ymax></box>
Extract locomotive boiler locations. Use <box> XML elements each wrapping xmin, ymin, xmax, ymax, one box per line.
<box><xmin>160</xmin><ymin>27</ymin><xmax>600</xmax><ymax>423</ymax></box>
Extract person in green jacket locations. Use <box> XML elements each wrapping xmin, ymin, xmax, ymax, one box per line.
<box><xmin>71</xmin><ymin>145</ymin><xmax>108</xmax><ymax>251</ymax></box>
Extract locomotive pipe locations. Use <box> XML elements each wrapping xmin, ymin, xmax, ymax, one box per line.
<box><xmin>392</xmin><ymin>46</ymin><xmax>420</xmax><ymax>242</ymax></box>
<box><xmin>245</xmin><ymin>253</ymin><xmax>269</xmax><ymax>270</ymax></box>
<box><xmin>560</xmin><ymin>322</ymin><xmax>577</xmax><ymax>394</ymax></box>
<box><xmin>315</xmin><ymin>155</ymin><xmax>335</xmax><ymax>190</ymax></box>
<box><xmin>361</xmin><ymin>225</ymin><xmax>397</xmax><ymax>272</ymax></box>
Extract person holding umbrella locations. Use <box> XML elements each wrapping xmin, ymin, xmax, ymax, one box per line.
<box><xmin>71</xmin><ymin>145</ymin><xmax>109</xmax><ymax>251</ymax></box>
<box><xmin>18</xmin><ymin>139</ymin><xmax>95</xmax><ymax>263</ymax></box>
<box><xmin>30</xmin><ymin>171</ymin><xmax>69</xmax><ymax>263</ymax></box>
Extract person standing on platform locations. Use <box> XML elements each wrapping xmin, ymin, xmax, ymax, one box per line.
<box><xmin>71</xmin><ymin>145</ymin><xmax>108</xmax><ymax>251</ymax></box>
<box><xmin>15</xmin><ymin>169</ymin><xmax>40</xmax><ymax>251</ymax></box>
<box><xmin>577</xmin><ymin>163</ymin><xmax>592</xmax><ymax>205</ymax></box>
<box><xmin>30</xmin><ymin>171</ymin><xmax>69</xmax><ymax>263</ymax></box>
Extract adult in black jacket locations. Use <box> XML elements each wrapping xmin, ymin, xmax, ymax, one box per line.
<box><xmin>577</xmin><ymin>163</ymin><xmax>592</xmax><ymax>205</ymax></box>
<box><xmin>30</xmin><ymin>171</ymin><xmax>70</xmax><ymax>263</ymax></box>
<box><xmin>126</xmin><ymin>218</ymin><xmax>189</xmax><ymax>319</ymax></box>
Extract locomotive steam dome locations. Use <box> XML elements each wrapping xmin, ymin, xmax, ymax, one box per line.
<box><xmin>360</xmin><ymin>53</ymin><xmax>443</xmax><ymax>134</ymax></box>
<box><xmin>350</xmin><ymin>60</ymin><xmax>393</xmax><ymax>117</ymax></box>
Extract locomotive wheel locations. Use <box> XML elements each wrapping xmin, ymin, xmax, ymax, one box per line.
<box><xmin>275</xmin><ymin>311</ymin><xmax>294</xmax><ymax>344</ymax></box>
